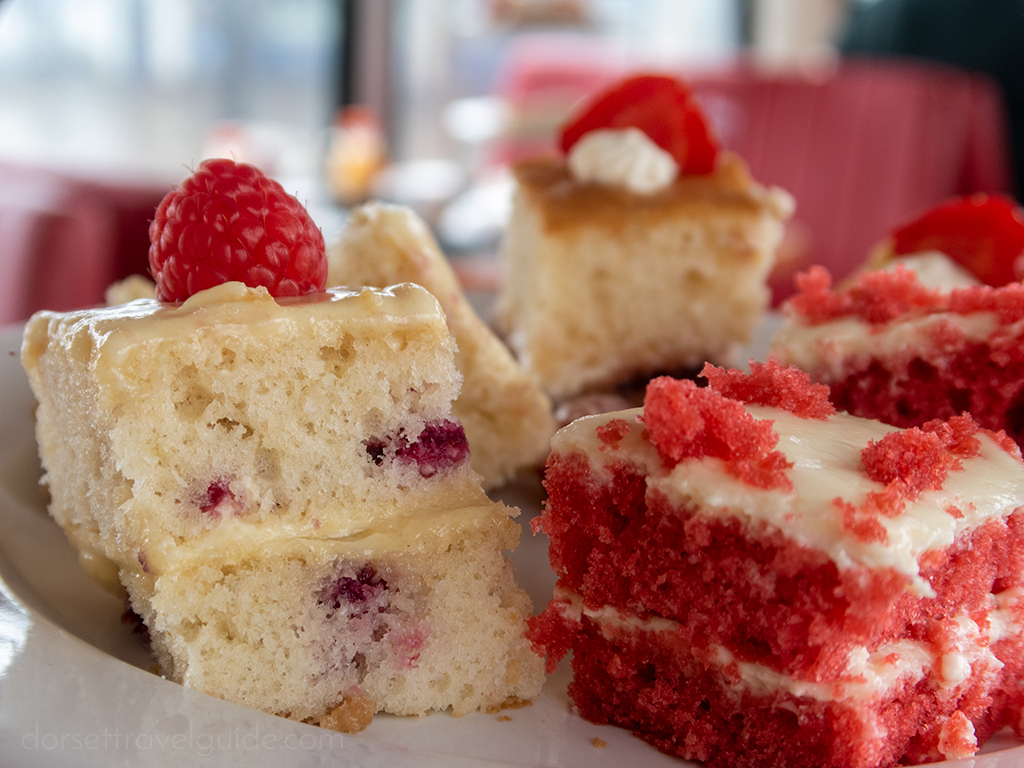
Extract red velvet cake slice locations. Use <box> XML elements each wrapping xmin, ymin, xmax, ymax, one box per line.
<box><xmin>529</xmin><ymin>361</ymin><xmax>1024</xmax><ymax>768</ymax></box>
<box><xmin>771</xmin><ymin>195</ymin><xmax>1024</xmax><ymax>447</ymax></box>
<box><xmin>771</xmin><ymin>261</ymin><xmax>1024</xmax><ymax>446</ymax></box>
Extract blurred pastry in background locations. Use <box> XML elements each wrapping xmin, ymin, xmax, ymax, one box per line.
<box><xmin>326</xmin><ymin>105</ymin><xmax>387</xmax><ymax>207</ymax></box>
<box><xmin>495</xmin><ymin>73</ymin><xmax>794</xmax><ymax>403</ymax></box>
<box><xmin>771</xmin><ymin>194</ymin><xmax>1024</xmax><ymax>445</ymax></box>
<box><xmin>488</xmin><ymin>0</ymin><xmax>590</xmax><ymax>28</ymax></box>
<box><xmin>864</xmin><ymin>193</ymin><xmax>1024</xmax><ymax>286</ymax></box>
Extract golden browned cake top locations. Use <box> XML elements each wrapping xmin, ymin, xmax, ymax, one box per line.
<box><xmin>513</xmin><ymin>151</ymin><xmax>791</xmax><ymax>232</ymax></box>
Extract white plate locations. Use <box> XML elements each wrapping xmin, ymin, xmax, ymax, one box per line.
<box><xmin>1</xmin><ymin>321</ymin><xmax>1023</xmax><ymax>768</ymax></box>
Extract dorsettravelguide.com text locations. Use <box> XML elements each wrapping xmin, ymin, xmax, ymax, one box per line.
<box><xmin>21</xmin><ymin>721</ymin><xmax>346</xmax><ymax>757</ymax></box>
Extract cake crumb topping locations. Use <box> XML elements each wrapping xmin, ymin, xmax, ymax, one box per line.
<box><xmin>596</xmin><ymin>418</ymin><xmax>632</xmax><ymax>449</ymax></box>
<box><xmin>862</xmin><ymin>427</ymin><xmax>965</xmax><ymax>498</ymax></box>
<box><xmin>641</xmin><ymin>376</ymin><xmax>793</xmax><ymax>490</ymax></box>
<box><xmin>787</xmin><ymin>262</ymin><xmax>1024</xmax><ymax>327</ymax></box>
<box><xmin>840</xmin><ymin>412</ymin><xmax>1014</xmax><ymax>542</ymax></box>
<box><xmin>786</xmin><ymin>264</ymin><xmax>942</xmax><ymax>325</ymax></box>
<box><xmin>703</xmin><ymin>360</ymin><xmax>834</xmax><ymax>419</ymax></box>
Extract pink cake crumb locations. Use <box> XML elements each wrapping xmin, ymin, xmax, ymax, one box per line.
<box><xmin>788</xmin><ymin>263</ymin><xmax>1024</xmax><ymax>327</ymax></box>
<box><xmin>779</xmin><ymin>264</ymin><xmax>1024</xmax><ymax>448</ymax></box>
<box><xmin>703</xmin><ymin>360</ymin><xmax>835</xmax><ymax>419</ymax></box>
<box><xmin>861</xmin><ymin>427</ymin><xmax>963</xmax><ymax>496</ymax></box>
<box><xmin>950</xmin><ymin>282</ymin><xmax>1024</xmax><ymax>323</ymax></box>
<box><xmin>786</xmin><ymin>264</ymin><xmax>943</xmax><ymax>325</ymax></box>
<box><xmin>640</xmin><ymin>376</ymin><xmax>792</xmax><ymax>491</ymax></box>
<box><xmin>596</xmin><ymin>418</ymin><xmax>632</xmax><ymax>449</ymax></box>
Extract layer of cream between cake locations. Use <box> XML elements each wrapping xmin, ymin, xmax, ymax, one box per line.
<box><xmin>556</xmin><ymin>406</ymin><xmax>1024</xmax><ymax>596</ymax></box>
<box><xmin>551</xmin><ymin>584</ymin><xmax>1021</xmax><ymax>702</ymax></box>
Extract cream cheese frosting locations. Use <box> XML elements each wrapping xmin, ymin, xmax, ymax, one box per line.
<box><xmin>884</xmin><ymin>251</ymin><xmax>981</xmax><ymax>289</ymax></box>
<box><xmin>770</xmin><ymin>252</ymin><xmax>994</xmax><ymax>378</ymax></box>
<box><xmin>769</xmin><ymin>311</ymin><xmax>1001</xmax><ymax>381</ymax></box>
<box><xmin>555</xmin><ymin>405</ymin><xmax>1024</xmax><ymax>596</ymax></box>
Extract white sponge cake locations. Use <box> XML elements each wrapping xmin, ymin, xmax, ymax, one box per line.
<box><xmin>22</xmin><ymin>280</ymin><xmax>544</xmax><ymax>729</ymax></box>
<box><xmin>329</xmin><ymin>202</ymin><xmax>556</xmax><ymax>487</ymax></box>
<box><xmin>497</xmin><ymin>152</ymin><xmax>792</xmax><ymax>399</ymax></box>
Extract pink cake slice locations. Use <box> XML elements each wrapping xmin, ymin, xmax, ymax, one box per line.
<box><xmin>771</xmin><ymin>260</ymin><xmax>1024</xmax><ymax>446</ymax></box>
<box><xmin>529</xmin><ymin>361</ymin><xmax>1024</xmax><ymax>768</ymax></box>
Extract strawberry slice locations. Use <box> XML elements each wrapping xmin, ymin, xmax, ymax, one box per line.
<box><xmin>558</xmin><ymin>73</ymin><xmax>720</xmax><ymax>175</ymax></box>
<box><xmin>890</xmin><ymin>194</ymin><xmax>1024</xmax><ymax>286</ymax></box>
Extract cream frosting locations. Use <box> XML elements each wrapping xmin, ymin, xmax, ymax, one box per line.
<box><xmin>567</xmin><ymin>127</ymin><xmax>679</xmax><ymax>194</ymax></box>
<box><xmin>555</xmin><ymin>405</ymin><xmax>1024</xmax><ymax>596</ymax></box>
<box><xmin>885</xmin><ymin>251</ymin><xmax>981</xmax><ymax>289</ymax></box>
<box><xmin>23</xmin><ymin>281</ymin><xmax>449</xmax><ymax>374</ymax></box>
<box><xmin>770</xmin><ymin>252</ymin><xmax>995</xmax><ymax>378</ymax></box>
<box><xmin>770</xmin><ymin>312</ymin><xmax>1001</xmax><ymax>380</ymax></box>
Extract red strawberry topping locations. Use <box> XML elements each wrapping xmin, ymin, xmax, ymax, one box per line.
<box><xmin>890</xmin><ymin>194</ymin><xmax>1024</xmax><ymax>287</ymax></box>
<box><xmin>558</xmin><ymin>73</ymin><xmax>720</xmax><ymax>175</ymax></box>
<box><xmin>149</xmin><ymin>158</ymin><xmax>327</xmax><ymax>301</ymax></box>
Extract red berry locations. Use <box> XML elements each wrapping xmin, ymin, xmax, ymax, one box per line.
<box><xmin>890</xmin><ymin>194</ymin><xmax>1024</xmax><ymax>287</ymax></box>
<box><xmin>149</xmin><ymin>158</ymin><xmax>327</xmax><ymax>301</ymax></box>
<box><xmin>558</xmin><ymin>73</ymin><xmax>721</xmax><ymax>175</ymax></box>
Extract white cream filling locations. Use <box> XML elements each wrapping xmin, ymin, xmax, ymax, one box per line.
<box><xmin>567</xmin><ymin>127</ymin><xmax>679</xmax><ymax>194</ymax></box>
<box><xmin>554</xmin><ymin>585</ymin><xmax>1021</xmax><ymax>703</ymax></box>
<box><xmin>770</xmin><ymin>311</ymin><xmax>1001</xmax><ymax>380</ymax></box>
<box><xmin>884</xmin><ymin>252</ymin><xmax>981</xmax><ymax>289</ymax></box>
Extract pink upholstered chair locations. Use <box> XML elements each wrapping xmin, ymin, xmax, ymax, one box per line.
<box><xmin>689</xmin><ymin>59</ymin><xmax>1013</xmax><ymax>301</ymax></box>
<box><xmin>0</xmin><ymin>162</ymin><xmax>167</xmax><ymax>324</ymax></box>
<box><xmin>488</xmin><ymin>45</ymin><xmax>1013</xmax><ymax>303</ymax></box>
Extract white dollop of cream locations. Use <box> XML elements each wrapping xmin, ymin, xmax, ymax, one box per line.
<box><xmin>884</xmin><ymin>252</ymin><xmax>981</xmax><ymax>290</ymax></box>
<box><xmin>567</xmin><ymin>127</ymin><xmax>679</xmax><ymax>194</ymax></box>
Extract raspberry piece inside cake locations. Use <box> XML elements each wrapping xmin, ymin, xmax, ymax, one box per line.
<box><xmin>318</xmin><ymin>563</ymin><xmax>390</xmax><ymax>619</ymax></box>
<box><xmin>364</xmin><ymin>419</ymin><xmax>470</xmax><ymax>477</ymax></box>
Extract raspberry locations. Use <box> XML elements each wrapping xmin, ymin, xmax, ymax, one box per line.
<box><xmin>148</xmin><ymin>158</ymin><xmax>327</xmax><ymax>301</ymax></box>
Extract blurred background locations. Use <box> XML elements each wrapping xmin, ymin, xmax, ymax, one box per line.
<box><xmin>0</xmin><ymin>0</ymin><xmax>1018</xmax><ymax>321</ymax></box>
